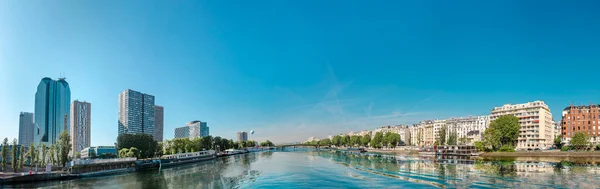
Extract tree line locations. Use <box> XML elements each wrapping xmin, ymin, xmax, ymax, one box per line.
<box><xmin>305</xmin><ymin>132</ymin><xmax>403</xmax><ymax>149</ymax></box>
<box><xmin>0</xmin><ymin>130</ymin><xmax>71</xmax><ymax>172</ymax></box>
<box><xmin>116</xmin><ymin>134</ymin><xmax>275</xmax><ymax>159</ymax></box>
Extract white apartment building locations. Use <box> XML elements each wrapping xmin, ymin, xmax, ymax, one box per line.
<box><xmin>445</xmin><ymin>116</ymin><xmax>489</xmax><ymax>145</ymax></box>
<box><xmin>410</xmin><ymin>124</ymin><xmax>424</xmax><ymax>146</ymax></box>
<box><xmin>433</xmin><ymin>120</ymin><xmax>446</xmax><ymax>143</ymax></box>
<box><xmin>490</xmin><ymin>101</ymin><xmax>554</xmax><ymax>149</ymax></box>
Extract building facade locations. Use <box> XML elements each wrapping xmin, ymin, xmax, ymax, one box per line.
<box><xmin>34</xmin><ymin>77</ymin><xmax>71</xmax><ymax>146</ymax></box>
<box><xmin>237</xmin><ymin>131</ymin><xmax>248</xmax><ymax>142</ymax></box>
<box><xmin>561</xmin><ymin>104</ymin><xmax>600</xmax><ymax>144</ymax></box>
<box><xmin>154</xmin><ymin>105</ymin><xmax>164</xmax><ymax>142</ymax></box>
<box><xmin>397</xmin><ymin>125</ymin><xmax>411</xmax><ymax>145</ymax></box>
<box><xmin>70</xmin><ymin>100</ymin><xmax>91</xmax><ymax>154</ymax></box>
<box><xmin>423</xmin><ymin>120</ymin><xmax>434</xmax><ymax>146</ymax></box>
<box><xmin>118</xmin><ymin>89</ymin><xmax>155</xmax><ymax>138</ymax></box>
<box><xmin>490</xmin><ymin>101</ymin><xmax>554</xmax><ymax>149</ymax></box>
<box><xmin>410</xmin><ymin>124</ymin><xmax>424</xmax><ymax>146</ymax></box>
<box><xmin>433</xmin><ymin>120</ymin><xmax>446</xmax><ymax>144</ymax></box>
<box><xmin>174</xmin><ymin>126</ymin><xmax>190</xmax><ymax>139</ymax></box>
<box><xmin>18</xmin><ymin>112</ymin><xmax>34</xmax><ymax>147</ymax></box>
<box><xmin>445</xmin><ymin>116</ymin><xmax>489</xmax><ymax>145</ymax></box>
<box><xmin>80</xmin><ymin>146</ymin><xmax>118</xmax><ymax>159</ymax></box>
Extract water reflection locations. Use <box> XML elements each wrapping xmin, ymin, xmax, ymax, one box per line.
<box><xmin>8</xmin><ymin>150</ymin><xmax>600</xmax><ymax>188</ymax></box>
<box><xmin>315</xmin><ymin>150</ymin><xmax>600</xmax><ymax>188</ymax></box>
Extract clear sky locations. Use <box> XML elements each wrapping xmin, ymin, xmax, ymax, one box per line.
<box><xmin>1</xmin><ymin>0</ymin><xmax>600</xmax><ymax>145</ymax></box>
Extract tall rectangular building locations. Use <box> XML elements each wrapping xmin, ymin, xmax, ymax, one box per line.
<box><xmin>561</xmin><ymin>104</ymin><xmax>600</xmax><ymax>144</ymax></box>
<box><xmin>118</xmin><ymin>89</ymin><xmax>155</xmax><ymax>138</ymax></box>
<box><xmin>154</xmin><ymin>105</ymin><xmax>164</xmax><ymax>142</ymax></box>
<box><xmin>71</xmin><ymin>100</ymin><xmax>91</xmax><ymax>154</ymax></box>
<box><xmin>490</xmin><ymin>101</ymin><xmax>554</xmax><ymax>150</ymax></box>
<box><xmin>18</xmin><ymin>112</ymin><xmax>34</xmax><ymax>147</ymax></box>
<box><xmin>34</xmin><ymin>77</ymin><xmax>71</xmax><ymax>146</ymax></box>
<box><xmin>237</xmin><ymin>131</ymin><xmax>248</xmax><ymax>142</ymax></box>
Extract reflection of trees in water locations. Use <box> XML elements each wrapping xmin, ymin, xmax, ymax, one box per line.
<box><xmin>260</xmin><ymin>151</ymin><xmax>274</xmax><ymax>159</ymax></box>
<box><xmin>155</xmin><ymin>154</ymin><xmax>261</xmax><ymax>189</ymax></box>
<box><xmin>313</xmin><ymin>151</ymin><xmax>600</xmax><ymax>188</ymax></box>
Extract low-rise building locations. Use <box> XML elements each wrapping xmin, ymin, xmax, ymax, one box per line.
<box><xmin>81</xmin><ymin>146</ymin><xmax>118</xmax><ymax>159</ymax></box>
<box><xmin>433</xmin><ymin>120</ymin><xmax>446</xmax><ymax>144</ymax></box>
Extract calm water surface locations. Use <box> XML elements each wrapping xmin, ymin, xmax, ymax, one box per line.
<box><xmin>10</xmin><ymin>149</ymin><xmax>600</xmax><ymax>188</ymax></box>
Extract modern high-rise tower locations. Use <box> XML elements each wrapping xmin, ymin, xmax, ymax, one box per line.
<box><xmin>18</xmin><ymin>112</ymin><xmax>34</xmax><ymax>147</ymax></box>
<box><xmin>118</xmin><ymin>89</ymin><xmax>155</xmax><ymax>138</ymax></box>
<box><xmin>154</xmin><ymin>105</ymin><xmax>164</xmax><ymax>142</ymax></box>
<box><xmin>34</xmin><ymin>77</ymin><xmax>71</xmax><ymax>146</ymax></box>
<box><xmin>71</xmin><ymin>100</ymin><xmax>91</xmax><ymax>154</ymax></box>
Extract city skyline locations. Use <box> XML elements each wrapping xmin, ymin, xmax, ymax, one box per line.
<box><xmin>2</xmin><ymin>1</ymin><xmax>600</xmax><ymax>145</ymax></box>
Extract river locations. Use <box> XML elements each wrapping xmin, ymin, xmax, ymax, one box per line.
<box><xmin>9</xmin><ymin>149</ymin><xmax>600</xmax><ymax>188</ymax></box>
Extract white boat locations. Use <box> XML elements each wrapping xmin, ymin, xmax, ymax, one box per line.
<box><xmin>223</xmin><ymin>149</ymin><xmax>245</xmax><ymax>155</ymax></box>
<box><xmin>160</xmin><ymin>150</ymin><xmax>216</xmax><ymax>167</ymax></box>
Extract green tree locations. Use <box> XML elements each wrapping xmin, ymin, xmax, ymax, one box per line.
<box><xmin>127</xmin><ymin>147</ymin><xmax>140</xmax><ymax>158</ymax></box>
<box><xmin>417</xmin><ymin>130</ymin><xmax>423</xmax><ymax>146</ymax></box>
<box><xmin>371</xmin><ymin>132</ymin><xmax>383</xmax><ymax>148</ymax></box>
<box><xmin>27</xmin><ymin>143</ymin><xmax>36</xmax><ymax>166</ymax></box>
<box><xmin>388</xmin><ymin>133</ymin><xmax>400</xmax><ymax>149</ymax></box>
<box><xmin>11</xmin><ymin>139</ymin><xmax>18</xmax><ymax>172</ymax></box>
<box><xmin>74</xmin><ymin>152</ymin><xmax>81</xmax><ymax>159</ymax></box>
<box><xmin>343</xmin><ymin>135</ymin><xmax>351</xmax><ymax>147</ymax></box>
<box><xmin>554</xmin><ymin>135</ymin><xmax>563</xmax><ymax>149</ymax></box>
<box><xmin>2</xmin><ymin>137</ymin><xmax>8</xmax><ymax>171</ymax></box>
<box><xmin>350</xmin><ymin>136</ymin><xmax>360</xmax><ymax>147</ymax></box>
<box><xmin>459</xmin><ymin>137</ymin><xmax>467</xmax><ymax>145</ymax></box>
<box><xmin>570</xmin><ymin>132</ymin><xmax>590</xmax><ymax>150</ymax></box>
<box><xmin>485</xmin><ymin>115</ymin><xmax>520</xmax><ymax>150</ymax></box>
<box><xmin>58</xmin><ymin>130</ymin><xmax>71</xmax><ymax>167</ymax></box>
<box><xmin>361</xmin><ymin>134</ymin><xmax>371</xmax><ymax>147</ymax></box>
<box><xmin>117</xmin><ymin>134</ymin><xmax>159</xmax><ymax>158</ymax></box>
<box><xmin>18</xmin><ymin>145</ymin><xmax>24</xmax><ymax>171</ymax></box>
<box><xmin>260</xmin><ymin>140</ymin><xmax>274</xmax><ymax>147</ymax></box>
<box><xmin>41</xmin><ymin>143</ymin><xmax>47</xmax><ymax>166</ymax></box>
<box><xmin>319</xmin><ymin>139</ymin><xmax>332</xmax><ymax>146</ymax></box>
<box><xmin>437</xmin><ymin>126</ymin><xmax>447</xmax><ymax>146</ymax></box>
<box><xmin>447</xmin><ymin>132</ymin><xmax>458</xmax><ymax>145</ymax></box>
<box><xmin>48</xmin><ymin>144</ymin><xmax>56</xmax><ymax>166</ymax></box>
<box><xmin>382</xmin><ymin>132</ymin><xmax>391</xmax><ymax>148</ymax></box>
<box><xmin>118</xmin><ymin>148</ymin><xmax>129</xmax><ymax>158</ymax></box>
<box><xmin>332</xmin><ymin>136</ymin><xmax>341</xmax><ymax>147</ymax></box>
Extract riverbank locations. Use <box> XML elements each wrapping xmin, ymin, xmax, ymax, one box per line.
<box><xmin>481</xmin><ymin>151</ymin><xmax>600</xmax><ymax>157</ymax></box>
<box><xmin>365</xmin><ymin>149</ymin><xmax>419</xmax><ymax>156</ymax></box>
<box><xmin>479</xmin><ymin>151</ymin><xmax>600</xmax><ymax>163</ymax></box>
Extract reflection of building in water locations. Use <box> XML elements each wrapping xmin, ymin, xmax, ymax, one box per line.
<box><xmin>515</xmin><ymin>162</ymin><xmax>555</xmax><ymax>177</ymax></box>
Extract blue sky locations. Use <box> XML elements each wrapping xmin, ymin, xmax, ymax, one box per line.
<box><xmin>1</xmin><ymin>0</ymin><xmax>600</xmax><ymax>145</ymax></box>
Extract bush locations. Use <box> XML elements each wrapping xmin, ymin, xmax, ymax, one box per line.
<box><xmin>474</xmin><ymin>141</ymin><xmax>485</xmax><ymax>152</ymax></box>
<box><xmin>498</xmin><ymin>145</ymin><xmax>515</xmax><ymax>152</ymax></box>
<box><xmin>561</xmin><ymin>145</ymin><xmax>571</xmax><ymax>151</ymax></box>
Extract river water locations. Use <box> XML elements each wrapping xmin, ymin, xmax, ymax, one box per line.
<box><xmin>9</xmin><ymin>149</ymin><xmax>600</xmax><ymax>188</ymax></box>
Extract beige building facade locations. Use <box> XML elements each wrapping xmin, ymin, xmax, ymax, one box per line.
<box><xmin>490</xmin><ymin>101</ymin><xmax>554</xmax><ymax>149</ymax></box>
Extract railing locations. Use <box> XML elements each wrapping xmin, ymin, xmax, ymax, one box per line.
<box><xmin>69</xmin><ymin>157</ymin><xmax>137</xmax><ymax>167</ymax></box>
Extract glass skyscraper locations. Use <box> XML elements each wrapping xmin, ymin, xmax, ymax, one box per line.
<box><xmin>118</xmin><ymin>89</ymin><xmax>155</xmax><ymax>138</ymax></box>
<box><xmin>34</xmin><ymin>77</ymin><xmax>71</xmax><ymax>146</ymax></box>
<box><xmin>18</xmin><ymin>112</ymin><xmax>34</xmax><ymax>147</ymax></box>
